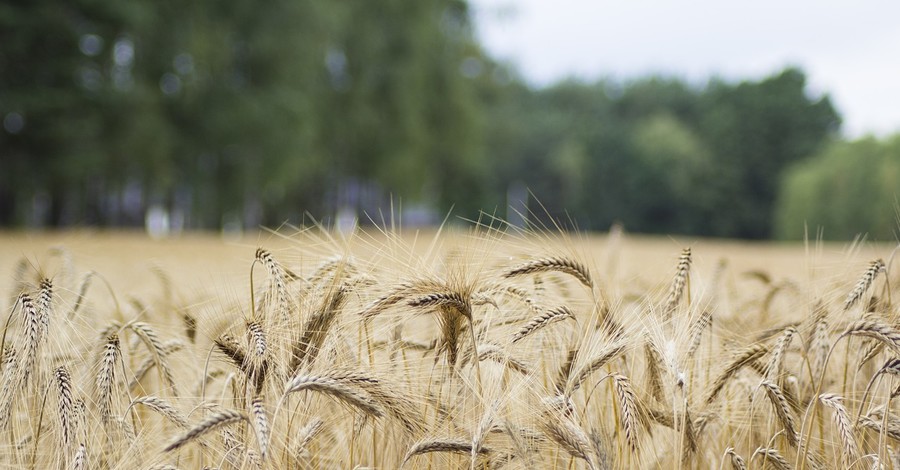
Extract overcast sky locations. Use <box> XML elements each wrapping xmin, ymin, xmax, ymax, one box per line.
<box><xmin>471</xmin><ymin>1</ymin><xmax>900</xmax><ymax>138</ymax></box>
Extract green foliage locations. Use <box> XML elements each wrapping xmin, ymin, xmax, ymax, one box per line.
<box><xmin>697</xmin><ymin>68</ymin><xmax>840</xmax><ymax>238</ymax></box>
<box><xmin>776</xmin><ymin>136</ymin><xmax>900</xmax><ymax>240</ymax></box>
<box><xmin>0</xmin><ymin>0</ymin><xmax>482</xmax><ymax>227</ymax></box>
<box><xmin>0</xmin><ymin>2</ymin><xmax>848</xmax><ymax>237</ymax></box>
<box><xmin>482</xmin><ymin>70</ymin><xmax>839</xmax><ymax>238</ymax></box>
<box><xmin>628</xmin><ymin>112</ymin><xmax>714</xmax><ymax>234</ymax></box>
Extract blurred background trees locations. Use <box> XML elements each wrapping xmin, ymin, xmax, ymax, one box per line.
<box><xmin>1</xmin><ymin>0</ymin><xmax>896</xmax><ymax>240</ymax></box>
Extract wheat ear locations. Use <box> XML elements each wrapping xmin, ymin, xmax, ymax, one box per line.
<box><xmin>686</xmin><ymin>310</ymin><xmax>712</xmax><ymax>360</ymax></box>
<box><xmin>706</xmin><ymin>344</ymin><xmax>768</xmax><ymax>404</ymax></box>
<box><xmin>283</xmin><ymin>374</ymin><xmax>384</xmax><ymax>418</ymax></box>
<box><xmin>752</xmin><ymin>447</ymin><xmax>793</xmax><ymax>470</ymax></box>
<box><xmin>294</xmin><ymin>417</ymin><xmax>325</xmax><ymax>458</ymax></box>
<box><xmin>164</xmin><ymin>409</ymin><xmax>247</xmax><ymax>452</ymax></box>
<box><xmin>55</xmin><ymin>366</ymin><xmax>74</xmax><ymax>448</ymax></box>
<box><xmin>845</xmin><ymin>259</ymin><xmax>885</xmax><ymax>311</ymax></box>
<box><xmin>72</xmin><ymin>443</ymin><xmax>86</xmax><ymax>470</ymax></box>
<box><xmin>96</xmin><ymin>334</ymin><xmax>120</xmax><ymax>423</ymax></box>
<box><xmin>511</xmin><ymin>306</ymin><xmax>575</xmax><ymax>344</ymax></box>
<box><xmin>127</xmin><ymin>396</ymin><xmax>189</xmax><ymax>428</ymax></box>
<box><xmin>251</xmin><ymin>396</ymin><xmax>270</xmax><ymax>459</ymax></box>
<box><xmin>471</xmin><ymin>400</ymin><xmax>499</xmax><ymax>467</ymax></box>
<box><xmin>611</xmin><ymin>373</ymin><xmax>644</xmax><ymax>452</ymax></box>
<box><xmin>403</xmin><ymin>438</ymin><xmax>490</xmax><ymax>465</ymax></box>
<box><xmin>503</xmin><ymin>256</ymin><xmax>593</xmax><ymax>288</ymax></box>
<box><xmin>540</xmin><ymin>409</ymin><xmax>596</xmax><ymax>470</ymax></box>
<box><xmin>858</xmin><ymin>412</ymin><xmax>900</xmax><ymax>441</ymax></box>
<box><xmin>19</xmin><ymin>293</ymin><xmax>40</xmax><ymax>388</ymax></box>
<box><xmin>664</xmin><ymin>248</ymin><xmax>692</xmax><ymax>316</ymax></box>
<box><xmin>840</xmin><ymin>319</ymin><xmax>900</xmax><ymax>355</ymax></box>
<box><xmin>566</xmin><ymin>343</ymin><xmax>626</xmax><ymax>395</ymax></box>
<box><xmin>36</xmin><ymin>278</ymin><xmax>53</xmax><ymax>342</ymax></box>
<box><xmin>325</xmin><ymin>369</ymin><xmax>421</xmax><ymax>433</ymax></box>
<box><xmin>129</xmin><ymin>322</ymin><xmax>177</xmax><ymax>393</ymax></box>
<box><xmin>818</xmin><ymin>393</ymin><xmax>858</xmax><ymax>467</ymax></box>
<box><xmin>766</xmin><ymin>326</ymin><xmax>797</xmax><ymax>381</ymax></box>
<box><xmin>725</xmin><ymin>446</ymin><xmax>747</xmax><ymax>470</ymax></box>
<box><xmin>255</xmin><ymin>248</ymin><xmax>290</xmax><ymax>320</ymax></box>
<box><xmin>760</xmin><ymin>380</ymin><xmax>799</xmax><ymax>447</ymax></box>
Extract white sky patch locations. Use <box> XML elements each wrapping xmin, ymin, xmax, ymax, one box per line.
<box><xmin>472</xmin><ymin>0</ymin><xmax>900</xmax><ymax>137</ymax></box>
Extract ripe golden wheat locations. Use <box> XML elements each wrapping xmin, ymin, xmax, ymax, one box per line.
<box><xmin>0</xmin><ymin>228</ymin><xmax>898</xmax><ymax>469</ymax></box>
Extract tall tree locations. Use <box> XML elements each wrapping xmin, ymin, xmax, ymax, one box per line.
<box><xmin>698</xmin><ymin>68</ymin><xmax>840</xmax><ymax>238</ymax></box>
<box><xmin>776</xmin><ymin>136</ymin><xmax>900</xmax><ymax>240</ymax></box>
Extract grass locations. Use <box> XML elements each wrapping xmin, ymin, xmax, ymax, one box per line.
<box><xmin>0</xmin><ymin>226</ymin><xmax>897</xmax><ymax>469</ymax></box>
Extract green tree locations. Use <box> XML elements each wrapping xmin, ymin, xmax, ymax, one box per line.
<box><xmin>698</xmin><ymin>68</ymin><xmax>840</xmax><ymax>238</ymax></box>
<box><xmin>0</xmin><ymin>0</ymin><xmax>159</xmax><ymax>226</ymax></box>
<box><xmin>627</xmin><ymin>112</ymin><xmax>714</xmax><ymax>233</ymax></box>
<box><xmin>776</xmin><ymin>136</ymin><xmax>900</xmax><ymax>240</ymax></box>
<box><xmin>1</xmin><ymin>0</ymin><xmax>486</xmax><ymax>228</ymax></box>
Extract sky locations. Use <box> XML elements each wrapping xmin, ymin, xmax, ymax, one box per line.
<box><xmin>471</xmin><ymin>0</ymin><xmax>900</xmax><ymax>138</ymax></box>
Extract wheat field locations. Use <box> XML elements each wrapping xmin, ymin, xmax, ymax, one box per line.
<box><xmin>0</xmin><ymin>225</ymin><xmax>897</xmax><ymax>469</ymax></box>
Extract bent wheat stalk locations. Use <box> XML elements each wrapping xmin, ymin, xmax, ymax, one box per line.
<box><xmin>503</xmin><ymin>256</ymin><xmax>593</xmax><ymax>288</ymax></box>
<box><xmin>164</xmin><ymin>409</ymin><xmax>247</xmax><ymax>452</ymax></box>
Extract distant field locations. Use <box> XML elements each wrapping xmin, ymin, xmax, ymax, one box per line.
<box><xmin>0</xmin><ymin>228</ymin><xmax>896</xmax><ymax>469</ymax></box>
<box><xmin>1</xmin><ymin>228</ymin><xmax>888</xmax><ymax>295</ymax></box>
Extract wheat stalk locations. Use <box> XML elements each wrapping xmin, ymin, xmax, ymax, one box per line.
<box><xmin>752</xmin><ymin>447</ymin><xmax>793</xmax><ymax>470</ymax></box>
<box><xmin>818</xmin><ymin>393</ymin><xmax>858</xmax><ymax>466</ymax></box>
<box><xmin>251</xmin><ymin>396</ymin><xmax>270</xmax><ymax>459</ymax></box>
<box><xmin>503</xmin><ymin>256</ymin><xmax>593</xmax><ymax>288</ymax></box>
<box><xmin>283</xmin><ymin>374</ymin><xmax>384</xmax><ymax>418</ymax></box>
<box><xmin>766</xmin><ymin>326</ymin><xmax>797</xmax><ymax>381</ymax></box>
<box><xmin>541</xmin><ymin>406</ymin><xmax>596</xmax><ymax>470</ymax></box>
<box><xmin>165</xmin><ymin>409</ymin><xmax>246</xmax><ymax>452</ymax></box>
<box><xmin>686</xmin><ymin>310</ymin><xmax>712</xmax><ymax>360</ymax></box>
<box><xmin>611</xmin><ymin>373</ymin><xmax>643</xmax><ymax>452</ymax></box>
<box><xmin>665</xmin><ymin>248</ymin><xmax>692</xmax><ymax>316</ymax></box>
<box><xmin>566</xmin><ymin>342</ymin><xmax>626</xmax><ymax>395</ymax></box>
<box><xmin>55</xmin><ymin>366</ymin><xmax>74</xmax><ymax>448</ymax></box>
<box><xmin>845</xmin><ymin>259</ymin><xmax>885</xmax><ymax>311</ymax></box>
<box><xmin>96</xmin><ymin>334</ymin><xmax>120</xmax><ymax>423</ymax></box>
<box><xmin>129</xmin><ymin>322</ymin><xmax>178</xmax><ymax>393</ymax></box>
<box><xmin>19</xmin><ymin>293</ymin><xmax>40</xmax><ymax>388</ymax></box>
<box><xmin>511</xmin><ymin>306</ymin><xmax>575</xmax><ymax>344</ymax></box>
<box><xmin>72</xmin><ymin>443</ymin><xmax>86</xmax><ymax>470</ymax></box>
<box><xmin>294</xmin><ymin>417</ymin><xmax>325</xmax><ymax>458</ymax></box>
<box><xmin>36</xmin><ymin>278</ymin><xmax>52</xmax><ymax>343</ymax></box>
<box><xmin>706</xmin><ymin>344</ymin><xmax>769</xmax><ymax>404</ymax></box>
<box><xmin>255</xmin><ymin>248</ymin><xmax>290</xmax><ymax>320</ymax></box>
<box><xmin>128</xmin><ymin>396</ymin><xmax>189</xmax><ymax>428</ymax></box>
<box><xmin>471</xmin><ymin>400</ymin><xmax>499</xmax><ymax>466</ymax></box>
<box><xmin>840</xmin><ymin>319</ymin><xmax>900</xmax><ymax>355</ymax></box>
<box><xmin>760</xmin><ymin>380</ymin><xmax>799</xmax><ymax>447</ymax></box>
<box><xmin>403</xmin><ymin>438</ymin><xmax>490</xmax><ymax>465</ymax></box>
<box><xmin>725</xmin><ymin>446</ymin><xmax>747</xmax><ymax>470</ymax></box>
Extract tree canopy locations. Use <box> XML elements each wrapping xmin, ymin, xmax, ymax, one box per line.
<box><xmin>4</xmin><ymin>0</ymin><xmax>890</xmax><ymax>240</ymax></box>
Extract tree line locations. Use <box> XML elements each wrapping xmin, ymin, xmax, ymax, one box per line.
<box><xmin>1</xmin><ymin>0</ymin><xmax>896</xmax><ymax>239</ymax></box>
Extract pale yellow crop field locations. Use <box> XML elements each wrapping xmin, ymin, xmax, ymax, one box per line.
<box><xmin>0</xmin><ymin>228</ymin><xmax>897</xmax><ymax>469</ymax></box>
<box><xmin>0</xmin><ymin>228</ymin><xmax>887</xmax><ymax>299</ymax></box>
